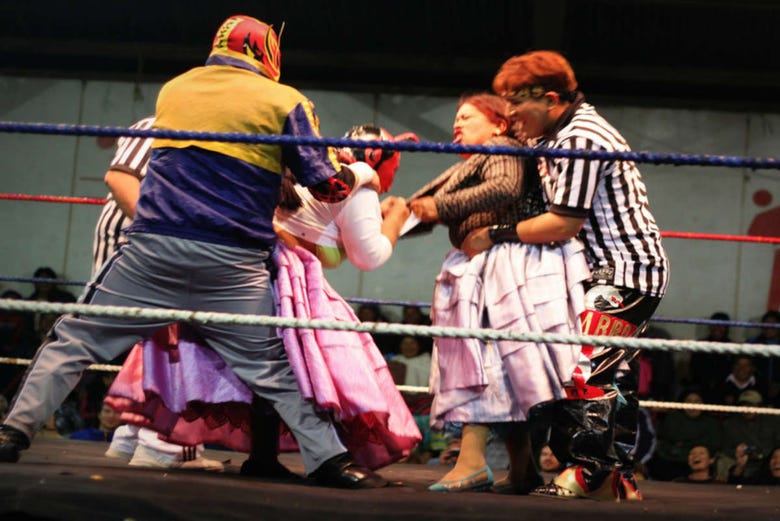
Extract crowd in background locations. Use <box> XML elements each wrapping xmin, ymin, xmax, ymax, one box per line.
<box><xmin>353</xmin><ymin>304</ymin><xmax>780</xmax><ymax>486</ymax></box>
<box><xmin>0</xmin><ymin>267</ymin><xmax>121</xmax><ymax>442</ymax></box>
<box><xmin>1</xmin><ymin>271</ymin><xmax>778</xmax><ymax>485</ymax></box>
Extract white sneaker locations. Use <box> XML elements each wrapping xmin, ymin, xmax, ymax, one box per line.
<box><xmin>128</xmin><ymin>444</ymin><xmax>225</xmax><ymax>472</ymax></box>
<box><xmin>105</xmin><ymin>425</ymin><xmax>138</xmax><ymax>461</ymax></box>
<box><xmin>105</xmin><ymin>446</ymin><xmax>135</xmax><ymax>461</ymax></box>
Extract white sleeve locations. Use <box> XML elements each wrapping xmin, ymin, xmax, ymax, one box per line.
<box><xmin>345</xmin><ymin>161</ymin><xmax>377</xmax><ymax>188</ymax></box>
<box><xmin>335</xmin><ymin>188</ymin><xmax>393</xmax><ymax>271</ymax></box>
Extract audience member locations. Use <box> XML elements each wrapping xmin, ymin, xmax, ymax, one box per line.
<box><xmin>672</xmin><ymin>444</ymin><xmax>720</xmax><ymax>483</ymax></box>
<box><xmin>401</xmin><ymin>305</ymin><xmax>431</xmax><ymax>326</ymax></box>
<box><xmin>77</xmin><ymin>372</ymin><xmax>115</xmax><ymax>428</ymax></box>
<box><xmin>356</xmin><ymin>303</ymin><xmax>389</xmax><ymax>323</ymax></box>
<box><xmin>391</xmin><ymin>336</ymin><xmax>432</xmax><ymax>388</ymax></box>
<box><xmin>538</xmin><ymin>445</ymin><xmax>565</xmax><ymax>483</ymax></box>
<box><xmin>649</xmin><ymin>390</ymin><xmax>723</xmax><ymax>481</ymax></box>
<box><xmin>701</xmin><ymin>312</ymin><xmax>733</xmax><ymax>343</ymax></box>
<box><xmin>355</xmin><ymin>303</ymin><xmax>398</xmax><ymax>356</ymax></box>
<box><xmin>0</xmin><ymin>290</ymin><xmax>35</xmax><ymax>354</ymax></box>
<box><xmin>26</xmin><ymin>267</ymin><xmax>78</xmax><ymax>346</ymax></box>
<box><xmin>717</xmin><ymin>390</ymin><xmax>780</xmax><ymax>481</ymax></box>
<box><xmin>26</xmin><ymin>267</ymin><xmax>78</xmax><ymax>303</ymax></box>
<box><xmin>52</xmin><ymin>392</ymin><xmax>86</xmax><ymax>437</ymax></box>
<box><xmin>29</xmin><ymin>395</ymin><xmax>86</xmax><ymax>440</ymax></box>
<box><xmin>687</xmin><ymin>312</ymin><xmax>734</xmax><ymax>402</ymax></box>
<box><xmin>750</xmin><ymin>310</ymin><xmax>780</xmax><ymax>344</ymax></box>
<box><xmin>70</xmin><ymin>402</ymin><xmax>122</xmax><ymax>442</ymax></box>
<box><xmin>407</xmin><ymin>422</ymin><xmax>460</xmax><ymax>466</ymax></box>
<box><xmin>400</xmin><ymin>414</ymin><xmax>446</xmax><ymax>466</ymax></box>
<box><xmin>395</xmin><ymin>307</ymin><xmax>432</xmax><ymax>377</ymax></box>
<box><xmin>727</xmin><ymin>445</ymin><xmax>780</xmax><ymax>486</ymax></box>
<box><xmin>749</xmin><ymin>310</ymin><xmax>780</xmax><ymax>406</ymax></box>
<box><xmin>637</xmin><ymin>324</ymin><xmax>677</xmax><ymax>401</ymax></box>
<box><xmin>0</xmin><ymin>290</ymin><xmax>36</xmax><ymax>396</ymax></box>
<box><xmin>714</xmin><ymin>356</ymin><xmax>760</xmax><ymax>405</ymax></box>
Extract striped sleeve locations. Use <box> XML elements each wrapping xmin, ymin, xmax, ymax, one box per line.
<box><xmin>548</xmin><ymin>136</ymin><xmax>601</xmax><ymax>216</ymax></box>
<box><xmin>108</xmin><ymin>116</ymin><xmax>156</xmax><ymax>178</ymax></box>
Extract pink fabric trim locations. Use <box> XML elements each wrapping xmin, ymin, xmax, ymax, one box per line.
<box><xmin>274</xmin><ymin>244</ymin><xmax>421</xmax><ymax>468</ymax></box>
<box><xmin>104</xmin><ymin>326</ymin><xmax>254</xmax><ymax>452</ymax></box>
<box><xmin>106</xmin><ymin>244</ymin><xmax>421</xmax><ymax>469</ymax></box>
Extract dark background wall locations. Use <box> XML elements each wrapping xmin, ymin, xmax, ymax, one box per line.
<box><xmin>2</xmin><ymin>0</ymin><xmax>779</xmax><ymax>110</ymax></box>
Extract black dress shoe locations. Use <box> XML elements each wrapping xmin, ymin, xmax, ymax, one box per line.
<box><xmin>309</xmin><ymin>453</ymin><xmax>388</xmax><ymax>489</ymax></box>
<box><xmin>240</xmin><ymin>458</ymin><xmax>302</xmax><ymax>481</ymax></box>
<box><xmin>0</xmin><ymin>425</ymin><xmax>30</xmax><ymax>463</ymax></box>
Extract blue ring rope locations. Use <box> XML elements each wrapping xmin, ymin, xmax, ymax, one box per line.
<box><xmin>2</xmin><ymin>121</ymin><xmax>780</xmax><ymax>170</ymax></box>
<box><xmin>2</xmin><ymin>122</ymin><xmax>777</xmax><ymax>331</ymax></box>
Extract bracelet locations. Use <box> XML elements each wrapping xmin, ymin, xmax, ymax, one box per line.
<box><xmin>488</xmin><ymin>224</ymin><xmax>520</xmax><ymax>244</ymax></box>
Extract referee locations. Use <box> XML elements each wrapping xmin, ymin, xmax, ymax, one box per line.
<box><xmin>462</xmin><ymin>50</ymin><xmax>669</xmax><ymax>501</ymax></box>
<box><xmin>92</xmin><ymin>116</ymin><xmax>154</xmax><ymax>274</ymax></box>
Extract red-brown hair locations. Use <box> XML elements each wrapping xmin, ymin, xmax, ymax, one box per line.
<box><xmin>458</xmin><ymin>93</ymin><xmax>511</xmax><ymax>131</ymax></box>
<box><xmin>492</xmin><ymin>50</ymin><xmax>578</xmax><ymax>95</ymax></box>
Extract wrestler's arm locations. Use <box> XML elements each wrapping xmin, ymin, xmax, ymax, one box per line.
<box><xmin>282</xmin><ymin>101</ymin><xmax>377</xmax><ymax>203</ymax></box>
<box><xmin>379</xmin><ymin>196</ymin><xmax>410</xmax><ymax>248</ymax></box>
<box><xmin>460</xmin><ymin>211</ymin><xmax>585</xmax><ymax>258</ymax></box>
<box><xmin>433</xmin><ymin>154</ymin><xmax>524</xmax><ymax>222</ymax></box>
<box><xmin>104</xmin><ymin>117</ymin><xmax>155</xmax><ymax>218</ymax></box>
<box><xmin>410</xmin><ymin>153</ymin><xmax>523</xmax><ymax>223</ymax></box>
<box><xmin>336</xmin><ymin>189</ymin><xmax>408</xmax><ymax>271</ymax></box>
<box><xmin>104</xmin><ymin>170</ymin><xmax>141</xmax><ymax>218</ymax></box>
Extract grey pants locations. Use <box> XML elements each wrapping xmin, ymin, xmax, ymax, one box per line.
<box><xmin>5</xmin><ymin>233</ymin><xmax>346</xmax><ymax>473</ymax></box>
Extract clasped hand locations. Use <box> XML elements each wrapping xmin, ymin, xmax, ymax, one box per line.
<box><xmin>408</xmin><ymin>196</ymin><xmax>439</xmax><ymax>222</ymax></box>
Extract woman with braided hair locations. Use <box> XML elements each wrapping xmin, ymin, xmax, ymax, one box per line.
<box><xmin>408</xmin><ymin>93</ymin><xmax>590</xmax><ymax>493</ymax></box>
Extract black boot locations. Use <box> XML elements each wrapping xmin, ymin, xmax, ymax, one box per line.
<box><xmin>239</xmin><ymin>398</ymin><xmax>299</xmax><ymax>480</ymax></box>
<box><xmin>0</xmin><ymin>425</ymin><xmax>30</xmax><ymax>463</ymax></box>
<box><xmin>534</xmin><ymin>392</ymin><xmax>621</xmax><ymax>470</ymax></box>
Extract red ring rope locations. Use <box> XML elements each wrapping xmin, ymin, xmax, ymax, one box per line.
<box><xmin>0</xmin><ymin>193</ymin><xmax>106</xmax><ymax>205</ymax></box>
<box><xmin>660</xmin><ymin>231</ymin><xmax>780</xmax><ymax>244</ymax></box>
<box><xmin>2</xmin><ymin>193</ymin><xmax>779</xmax><ymax>244</ymax></box>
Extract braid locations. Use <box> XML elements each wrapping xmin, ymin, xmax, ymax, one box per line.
<box><xmin>278</xmin><ymin>169</ymin><xmax>302</xmax><ymax>211</ymax></box>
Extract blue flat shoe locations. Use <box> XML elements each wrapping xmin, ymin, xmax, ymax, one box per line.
<box><xmin>428</xmin><ymin>467</ymin><xmax>494</xmax><ymax>492</ymax></box>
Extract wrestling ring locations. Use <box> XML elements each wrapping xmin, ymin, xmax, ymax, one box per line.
<box><xmin>0</xmin><ymin>122</ymin><xmax>778</xmax><ymax>521</ymax></box>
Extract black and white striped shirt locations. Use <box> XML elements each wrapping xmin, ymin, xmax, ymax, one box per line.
<box><xmin>538</xmin><ymin>101</ymin><xmax>669</xmax><ymax>297</ymax></box>
<box><xmin>92</xmin><ymin>116</ymin><xmax>155</xmax><ymax>273</ymax></box>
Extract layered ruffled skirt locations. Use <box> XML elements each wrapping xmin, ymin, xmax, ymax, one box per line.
<box><xmin>106</xmin><ymin>244</ymin><xmax>421</xmax><ymax>469</ymax></box>
<box><xmin>429</xmin><ymin>240</ymin><xmax>590</xmax><ymax>428</ymax></box>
